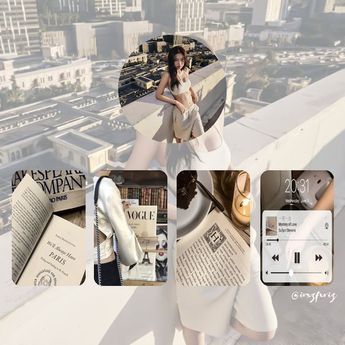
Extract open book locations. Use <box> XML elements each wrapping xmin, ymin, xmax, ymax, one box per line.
<box><xmin>12</xmin><ymin>174</ymin><xmax>85</xmax><ymax>286</ymax></box>
<box><xmin>176</xmin><ymin>209</ymin><xmax>250</xmax><ymax>286</ymax></box>
<box><xmin>123</xmin><ymin>205</ymin><xmax>158</xmax><ymax>281</ymax></box>
<box><xmin>12</xmin><ymin>170</ymin><xmax>86</xmax><ymax>212</ymax></box>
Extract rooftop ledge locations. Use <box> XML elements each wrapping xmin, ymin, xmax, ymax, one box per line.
<box><xmin>225</xmin><ymin>67</ymin><xmax>345</xmax><ymax>213</ymax></box>
<box><xmin>123</xmin><ymin>62</ymin><xmax>226</xmax><ymax>142</ymax></box>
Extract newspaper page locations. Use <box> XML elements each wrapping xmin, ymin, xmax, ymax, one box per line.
<box><xmin>18</xmin><ymin>215</ymin><xmax>85</xmax><ymax>286</ymax></box>
<box><xmin>176</xmin><ymin>209</ymin><xmax>250</xmax><ymax>287</ymax></box>
<box><xmin>12</xmin><ymin>174</ymin><xmax>53</xmax><ymax>283</ymax></box>
<box><xmin>12</xmin><ymin>170</ymin><xmax>86</xmax><ymax>212</ymax></box>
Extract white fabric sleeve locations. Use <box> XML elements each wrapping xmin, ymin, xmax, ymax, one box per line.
<box><xmin>103</xmin><ymin>181</ymin><xmax>144</xmax><ymax>266</ymax></box>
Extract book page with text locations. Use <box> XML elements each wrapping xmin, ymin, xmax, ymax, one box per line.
<box><xmin>176</xmin><ymin>209</ymin><xmax>250</xmax><ymax>286</ymax></box>
<box><xmin>12</xmin><ymin>174</ymin><xmax>53</xmax><ymax>283</ymax></box>
<box><xmin>18</xmin><ymin>215</ymin><xmax>85</xmax><ymax>286</ymax></box>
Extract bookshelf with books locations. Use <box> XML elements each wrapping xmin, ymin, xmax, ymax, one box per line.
<box><xmin>115</xmin><ymin>170</ymin><xmax>167</xmax><ymax>225</ymax></box>
<box><xmin>118</xmin><ymin>185</ymin><xmax>167</xmax><ymax>224</ymax></box>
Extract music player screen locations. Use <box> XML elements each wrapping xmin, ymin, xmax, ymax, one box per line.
<box><xmin>260</xmin><ymin>170</ymin><xmax>334</xmax><ymax>285</ymax></box>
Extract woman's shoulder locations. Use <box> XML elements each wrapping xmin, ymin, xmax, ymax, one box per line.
<box><xmin>181</xmin><ymin>68</ymin><xmax>190</xmax><ymax>81</ymax></box>
<box><xmin>162</xmin><ymin>71</ymin><xmax>170</xmax><ymax>79</ymax></box>
<box><xmin>95</xmin><ymin>176</ymin><xmax>113</xmax><ymax>185</ymax></box>
<box><xmin>97</xmin><ymin>177</ymin><xmax>119</xmax><ymax>194</ymax></box>
<box><xmin>160</xmin><ymin>71</ymin><xmax>170</xmax><ymax>86</ymax></box>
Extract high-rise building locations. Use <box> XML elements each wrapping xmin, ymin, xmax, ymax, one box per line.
<box><xmin>279</xmin><ymin>0</ymin><xmax>289</xmax><ymax>20</ymax></box>
<box><xmin>41</xmin><ymin>30</ymin><xmax>68</xmax><ymax>58</ymax></box>
<box><xmin>144</xmin><ymin>0</ymin><xmax>204</xmax><ymax>35</ymax></box>
<box><xmin>73</xmin><ymin>20</ymin><xmax>153</xmax><ymax>58</ymax></box>
<box><xmin>0</xmin><ymin>0</ymin><xmax>41</xmax><ymax>56</ymax></box>
<box><xmin>94</xmin><ymin>0</ymin><xmax>126</xmax><ymax>17</ymax></box>
<box><xmin>203</xmin><ymin>23</ymin><xmax>245</xmax><ymax>52</ymax></box>
<box><xmin>125</xmin><ymin>0</ymin><xmax>142</xmax><ymax>12</ymax></box>
<box><xmin>73</xmin><ymin>23</ymin><xmax>98</xmax><ymax>57</ymax></box>
<box><xmin>56</xmin><ymin>0</ymin><xmax>142</xmax><ymax>19</ymax></box>
<box><xmin>251</xmin><ymin>0</ymin><xmax>284</xmax><ymax>26</ymax></box>
<box><xmin>176</xmin><ymin>0</ymin><xmax>204</xmax><ymax>34</ymax></box>
<box><xmin>42</xmin><ymin>31</ymin><xmax>68</xmax><ymax>48</ymax></box>
<box><xmin>309</xmin><ymin>0</ymin><xmax>335</xmax><ymax>17</ymax></box>
<box><xmin>58</xmin><ymin>0</ymin><xmax>92</xmax><ymax>12</ymax></box>
<box><xmin>112</xmin><ymin>20</ymin><xmax>153</xmax><ymax>57</ymax></box>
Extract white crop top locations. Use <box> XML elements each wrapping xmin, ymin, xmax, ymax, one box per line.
<box><xmin>170</xmin><ymin>78</ymin><xmax>191</xmax><ymax>96</ymax></box>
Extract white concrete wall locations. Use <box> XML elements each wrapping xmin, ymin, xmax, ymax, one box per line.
<box><xmin>226</xmin><ymin>69</ymin><xmax>345</xmax><ymax>188</ymax></box>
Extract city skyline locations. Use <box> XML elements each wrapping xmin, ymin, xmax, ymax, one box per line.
<box><xmin>0</xmin><ymin>0</ymin><xmax>344</xmax><ymax>168</ymax></box>
<box><xmin>0</xmin><ymin>0</ymin><xmax>344</xmax><ymax>205</ymax></box>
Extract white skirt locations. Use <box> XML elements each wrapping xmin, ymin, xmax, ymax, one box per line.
<box><xmin>173</xmin><ymin>104</ymin><xmax>204</xmax><ymax>141</ymax></box>
<box><xmin>176</xmin><ymin>247</ymin><xmax>277</xmax><ymax>337</ymax></box>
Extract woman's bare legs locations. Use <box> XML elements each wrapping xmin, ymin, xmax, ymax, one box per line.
<box><xmin>182</xmin><ymin>327</ymin><xmax>205</xmax><ymax>345</ymax></box>
<box><xmin>182</xmin><ymin>321</ymin><xmax>275</xmax><ymax>345</ymax></box>
<box><xmin>231</xmin><ymin>319</ymin><xmax>276</xmax><ymax>341</ymax></box>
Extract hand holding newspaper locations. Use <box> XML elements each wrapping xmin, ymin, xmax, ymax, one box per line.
<box><xmin>176</xmin><ymin>209</ymin><xmax>250</xmax><ymax>287</ymax></box>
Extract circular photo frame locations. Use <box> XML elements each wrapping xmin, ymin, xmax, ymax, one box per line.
<box><xmin>118</xmin><ymin>34</ymin><xmax>226</xmax><ymax>143</ymax></box>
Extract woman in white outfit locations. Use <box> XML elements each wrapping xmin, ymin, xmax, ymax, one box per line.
<box><xmin>126</xmin><ymin>107</ymin><xmax>277</xmax><ymax>344</ymax></box>
<box><xmin>155</xmin><ymin>45</ymin><xmax>204</xmax><ymax>143</ymax></box>
<box><xmin>93</xmin><ymin>170</ymin><xmax>143</xmax><ymax>286</ymax></box>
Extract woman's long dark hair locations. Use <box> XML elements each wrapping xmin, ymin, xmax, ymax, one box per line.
<box><xmin>167</xmin><ymin>46</ymin><xmax>187</xmax><ymax>90</ymax></box>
